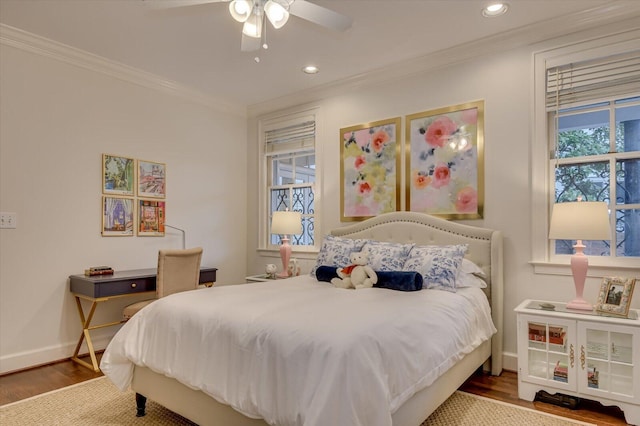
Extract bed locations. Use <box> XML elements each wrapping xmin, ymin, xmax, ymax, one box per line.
<box><xmin>101</xmin><ymin>211</ymin><xmax>503</xmax><ymax>426</ymax></box>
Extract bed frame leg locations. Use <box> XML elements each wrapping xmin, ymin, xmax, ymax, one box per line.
<box><xmin>135</xmin><ymin>393</ymin><xmax>147</xmax><ymax>417</ymax></box>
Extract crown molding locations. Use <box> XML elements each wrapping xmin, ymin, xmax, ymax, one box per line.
<box><xmin>248</xmin><ymin>1</ymin><xmax>640</xmax><ymax>117</ymax></box>
<box><xmin>0</xmin><ymin>24</ymin><xmax>246</xmax><ymax>117</ymax></box>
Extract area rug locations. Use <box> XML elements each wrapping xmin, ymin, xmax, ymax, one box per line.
<box><xmin>1</xmin><ymin>377</ymin><xmax>594</xmax><ymax>425</ymax></box>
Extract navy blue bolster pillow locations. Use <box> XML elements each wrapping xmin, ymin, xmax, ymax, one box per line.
<box><xmin>375</xmin><ymin>271</ymin><xmax>423</xmax><ymax>292</ymax></box>
<box><xmin>316</xmin><ymin>266</ymin><xmax>423</xmax><ymax>292</ymax></box>
<box><xmin>316</xmin><ymin>265</ymin><xmax>339</xmax><ymax>282</ymax></box>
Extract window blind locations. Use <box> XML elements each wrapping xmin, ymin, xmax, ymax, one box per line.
<box><xmin>546</xmin><ymin>51</ymin><xmax>640</xmax><ymax>111</ymax></box>
<box><xmin>265</xmin><ymin>120</ymin><xmax>315</xmax><ymax>155</ymax></box>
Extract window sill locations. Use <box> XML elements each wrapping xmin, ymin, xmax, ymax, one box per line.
<box><xmin>530</xmin><ymin>260</ymin><xmax>640</xmax><ymax>278</ymax></box>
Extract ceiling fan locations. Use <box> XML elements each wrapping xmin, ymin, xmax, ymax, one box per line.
<box><xmin>144</xmin><ymin>0</ymin><xmax>352</xmax><ymax>52</ymax></box>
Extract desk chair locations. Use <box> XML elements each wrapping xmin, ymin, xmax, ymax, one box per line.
<box><xmin>123</xmin><ymin>247</ymin><xmax>203</xmax><ymax>320</ymax></box>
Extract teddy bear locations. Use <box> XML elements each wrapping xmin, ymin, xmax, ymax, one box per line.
<box><xmin>331</xmin><ymin>251</ymin><xmax>378</xmax><ymax>289</ymax></box>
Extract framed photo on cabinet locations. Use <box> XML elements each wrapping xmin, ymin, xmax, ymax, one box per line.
<box><xmin>596</xmin><ymin>276</ymin><xmax>636</xmax><ymax>318</ymax></box>
<box><xmin>406</xmin><ymin>100</ymin><xmax>484</xmax><ymax>219</ymax></box>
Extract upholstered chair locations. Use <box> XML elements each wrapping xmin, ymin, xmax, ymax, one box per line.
<box><xmin>123</xmin><ymin>247</ymin><xmax>203</xmax><ymax>320</ymax></box>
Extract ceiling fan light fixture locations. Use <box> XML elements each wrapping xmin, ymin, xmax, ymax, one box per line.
<box><xmin>229</xmin><ymin>0</ymin><xmax>254</xmax><ymax>23</ymax></box>
<box><xmin>264</xmin><ymin>0</ymin><xmax>290</xmax><ymax>29</ymax></box>
<box><xmin>242</xmin><ymin>12</ymin><xmax>263</xmax><ymax>38</ymax></box>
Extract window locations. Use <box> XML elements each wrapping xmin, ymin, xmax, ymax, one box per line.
<box><xmin>260</xmin><ymin>110</ymin><xmax>318</xmax><ymax>250</ymax></box>
<box><xmin>532</xmin><ymin>36</ymin><xmax>640</xmax><ymax>271</ymax></box>
<box><xmin>551</xmin><ymin>96</ymin><xmax>640</xmax><ymax>258</ymax></box>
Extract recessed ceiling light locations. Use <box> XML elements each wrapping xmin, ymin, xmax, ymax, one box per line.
<box><xmin>302</xmin><ymin>65</ymin><xmax>319</xmax><ymax>74</ymax></box>
<box><xmin>482</xmin><ymin>3</ymin><xmax>508</xmax><ymax>17</ymax></box>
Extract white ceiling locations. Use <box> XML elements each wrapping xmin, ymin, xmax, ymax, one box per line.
<box><xmin>1</xmin><ymin>0</ymin><xmax>637</xmax><ymax>108</ymax></box>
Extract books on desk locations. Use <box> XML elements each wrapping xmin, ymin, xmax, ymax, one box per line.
<box><xmin>84</xmin><ymin>266</ymin><xmax>114</xmax><ymax>276</ymax></box>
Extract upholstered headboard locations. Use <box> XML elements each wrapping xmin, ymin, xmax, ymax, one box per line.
<box><xmin>330</xmin><ymin>211</ymin><xmax>503</xmax><ymax>374</ymax></box>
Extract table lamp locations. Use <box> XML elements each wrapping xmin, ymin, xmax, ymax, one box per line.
<box><xmin>548</xmin><ymin>201</ymin><xmax>610</xmax><ymax>310</ymax></box>
<box><xmin>271</xmin><ymin>210</ymin><xmax>302</xmax><ymax>278</ymax></box>
<box><xmin>164</xmin><ymin>224</ymin><xmax>186</xmax><ymax>249</ymax></box>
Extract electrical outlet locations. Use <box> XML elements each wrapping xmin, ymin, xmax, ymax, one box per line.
<box><xmin>0</xmin><ymin>212</ymin><xmax>17</xmax><ymax>229</ymax></box>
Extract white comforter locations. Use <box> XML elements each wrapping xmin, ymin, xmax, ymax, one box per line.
<box><xmin>101</xmin><ymin>275</ymin><xmax>496</xmax><ymax>426</ymax></box>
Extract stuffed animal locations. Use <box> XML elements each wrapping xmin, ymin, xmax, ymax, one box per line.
<box><xmin>331</xmin><ymin>251</ymin><xmax>378</xmax><ymax>289</ymax></box>
<box><xmin>265</xmin><ymin>264</ymin><xmax>277</xmax><ymax>279</ymax></box>
<box><xmin>287</xmin><ymin>258</ymin><xmax>301</xmax><ymax>277</ymax></box>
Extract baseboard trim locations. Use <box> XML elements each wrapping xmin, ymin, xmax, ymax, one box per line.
<box><xmin>502</xmin><ymin>351</ymin><xmax>518</xmax><ymax>373</ymax></box>
<box><xmin>0</xmin><ymin>335</ymin><xmax>111</xmax><ymax>375</ymax></box>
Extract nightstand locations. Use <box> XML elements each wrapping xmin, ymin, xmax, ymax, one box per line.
<box><xmin>515</xmin><ymin>299</ymin><xmax>640</xmax><ymax>425</ymax></box>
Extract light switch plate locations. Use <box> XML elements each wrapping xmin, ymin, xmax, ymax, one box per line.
<box><xmin>0</xmin><ymin>212</ymin><xmax>17</xmax><ymax>229</ymax></box>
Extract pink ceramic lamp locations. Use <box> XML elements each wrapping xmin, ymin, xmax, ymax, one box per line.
<box><xmin>549</xmin><ymin>201</ymin><xmax>610</xmax><ymax>310</ymax></box>
<box><xmin>271</xmin><ymin>210</ymin><xmax>302</xmax><ymax>278</ymax></box>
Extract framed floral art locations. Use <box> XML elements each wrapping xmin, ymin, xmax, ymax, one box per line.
<box><xmin>406</xmin><ymin>100</ymin><xmax>484</xmax><ymax>219</ymax></box>
<box><xmin>340</xmin><ymin>117</ymin><xmax>401</xmax><ymax>221</ymax></box>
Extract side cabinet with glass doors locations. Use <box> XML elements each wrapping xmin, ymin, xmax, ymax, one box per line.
<box><xmin>515</xmin><ymin>299</ymin><xmax>640</xmax><ymax>425</ymax></box>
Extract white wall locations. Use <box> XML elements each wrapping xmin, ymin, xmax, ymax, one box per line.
<box><xmin>246</xmin><ymin>22</ymin><xmax>640</xmax><ymax>370</ymax></box>
<box><xmin>0</xmin><ymin>39</ymin><xmax>248</xmax><ymax>373</ymax></box>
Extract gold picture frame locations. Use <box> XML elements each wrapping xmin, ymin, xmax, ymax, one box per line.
<box><xmin>137</xmin><ymin>159</ymin><xmax>166</xmax><ymax>199</ymax></box>
<box><xmin>340</xmin><ymin>117</ymin><xmax>401</xmax><ymax>221</ymax></box>
<box><xmin>102</xmin><ymin>154</ymin><xmax>135</xmax><ymax>196</ymax></box>
<box><xmin>595</xmin><ymin>277</ymin><xmax>636</xmax><ymax>318</ymax></box>
<box><xmin>406</xmin><ymin>100</ymin><xmax>484</xmax><ymax>219</ymax></box>
<box><xmin>138</xmin><ymin>199</ymin><xmax>165</xmax><ymax>236</ymax></box>
<box><xmin>102</xmin><ymin>196</ymin><xmax>134</xmax><ymax>236</ymax></box>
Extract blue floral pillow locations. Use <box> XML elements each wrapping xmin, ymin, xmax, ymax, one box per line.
<box><xmin>402</xmin><ymin>244</ymin><xmax>468</xmax><ymax>292</ymax></box>
<box><xmin>311</xmin><ymin>235</ymin><xmax>367</xmax><ymax>277</ymax></box>
<box><xmin>361</xmin><ymin>241</ymin><xmax>414</xmax><ymax>271</ymax></box>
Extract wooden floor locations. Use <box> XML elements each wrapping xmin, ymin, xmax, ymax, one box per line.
<box><xmin>0</xmin><ymin>356</ymin><xmax>630</xmax><ymax>425</ymax></box>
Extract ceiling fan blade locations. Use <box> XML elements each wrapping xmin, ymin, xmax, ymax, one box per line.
<box><xmin>142</xmin><ymin>0</ymin><xmax>226</xmax><ymax>10</ymax></box>
<box><xmin>241</xmin><ymin>33</ymin><xmax>261</xmax><ymax>52</ymax></box>
<box><xmin>289</xmin><ymin>0</ymin><xmax>352</xmax><ymax>32</ymax></box>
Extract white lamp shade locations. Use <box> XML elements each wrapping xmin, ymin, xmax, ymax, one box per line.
<box><xmin>549</xmin><ymin>201</ymin><xmax>611</xmax><ymax>241</ymax></box>
<box><xmin>242</xmin><ymin>12</ymin><xmax>263</xmax><ymax>38</ymax></box>
<box><xmin>271</xmin><ymin>211</ymin><xmax>302</xmax><ymax>235</ymax></box>
<box><xmin>229</xmin><ymin>0</ymin><xmax>253</xmax><ymax>22</ymax></box>
<box><xmin>264</xmin><ymin>0</ymin><xmax>290</xmax><ymax>29</ymax></box>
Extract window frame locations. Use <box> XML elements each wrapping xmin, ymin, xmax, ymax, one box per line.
<box><xmin>257</xmin><ymin>107</ymin><xmax>322</xmax><ymax>254</ymax></box>
<box><xmin>531</xmin><ymin>31</ymin><xmax>640</xmax><ymax>276</ymax></box>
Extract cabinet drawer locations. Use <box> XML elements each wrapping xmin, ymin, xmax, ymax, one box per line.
<box><xmin>97</xmin><ymin>278</ymin><xmax>155</xmax><ymax>297</ymax></box>
<box><xmin>70</xmin><ymin>271</ymin><xmax>157</xmax><ymax>298</ymax></box>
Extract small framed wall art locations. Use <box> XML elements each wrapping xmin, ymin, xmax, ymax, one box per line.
<box><xmin>406</xmin><ymin>100</ymin><xmax>484</xmax><ymax>219</ymax></box>
<box><xmin>595</xmin><ymin>276</ymin><xmax>636</xmax><ymax>318</ymax></box>
<box><xmin>102</xmin><ymin>154</ymin><xmax>135</xmax><ymax>196</ymax></box>
<box><xmin>138</xmin><ymin>159</ymin><xmax>166</xmax><ymax>198</ymax></box>
<box><xmin>102</xmin><ymin>196</ymin><xmax>134</xmax><ymax>236</ymax></box>
<box><xmin>340</xmin><ymin>117</ymin><xmax>401</xmax><ymax>221</ymax></box>
<box><xmin>138</xmin><ymin>199</ymin><xmax>165</xmax><ymax>236</ymax></box>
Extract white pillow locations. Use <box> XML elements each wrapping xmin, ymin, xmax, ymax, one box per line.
<box><xmin>455</xmin><ymin>259</ymin><xmax>487</xmax><ymax>289</ymax></box>
<box><xmin>460</xmin><ymin>258</ymin><xmax>486</xmax><ymax>277</ymax></box>
<box><xmin>361</xmin><ymin>241</ymin><xmax>414</xmax><ymax>271</ymax></box>
<box><xmin>402</xmin><ymin>244</ymin><xmax>468</xmax><ymax>292</ymax></box>
<box><xmin>310</xmin><ymin>235</ymin><xmax>367</xmax><ymax>277</ymax></box>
